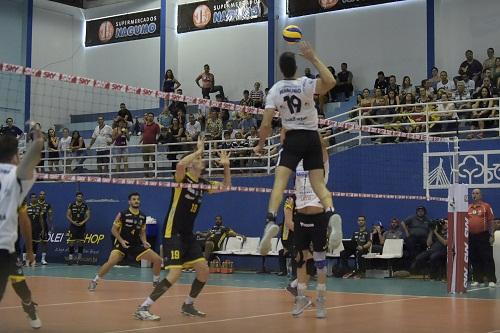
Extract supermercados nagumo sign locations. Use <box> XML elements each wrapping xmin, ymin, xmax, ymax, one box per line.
<box><xmin>85</xmin><ymin>9</ymin><xmax>161</xmax><ymax>47</ymax></box>
<box><xmin>177</xmin><ymin>0</ymin><xmax>269</xmax><ymax>33</ymax></box>
<box><xmin>288</xmin><ymin>0</ymin><xmax>405</xmax><ymax>18</ymax></box>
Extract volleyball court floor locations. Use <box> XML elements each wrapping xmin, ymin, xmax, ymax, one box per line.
<box><xmin>1</xmin><ymin>264</ymin><xmax>500</xmax><ymax>333</ymax></box>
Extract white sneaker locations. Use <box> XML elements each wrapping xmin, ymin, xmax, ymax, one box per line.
<box><xmin>22</xmin><ymin>301</ymin><xmax>42</xmax><ymax>329</ymax></box>
<box><xmin>134</xmin><ymin>306</ymin><xmax>160</xmax><ymax>321</ymax></box>
<box><xmin>259</xmin><ymin>222</ymin><xmax>279</xmax><ymax>255</ymax></box>
<box><xmin>41</xmin><ymin>259</ymin><xmax>47</xmax><ymax>265</ymax></box>
<box><xmin>470</xmin><ymin>281</ymin><xmax>479</xmax><ymax>287</ymax></box>
<box><xmin>488</xmin><ymin>282</ymin><xmax>496</xmax><ymax>288</ymax></box>
<box><xmin>88</xmin><ymin>280</ymin><xmax>97</xmax><ymax>292</ymax></box>
<box><xmin>292</xmin><ymin>296</ymin><xmax>312</xmax><ymax>317</ymax></box>
<box><xmin>328</xmin><ymin>214</ymin><xmax>343</xmax><ymax>251</ymax></box>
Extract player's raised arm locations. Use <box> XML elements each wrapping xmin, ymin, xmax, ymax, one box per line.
<box><xmin>299</xmin><ymin>41</ymin><xmax>336</xmax><ymax>96</ymax></box>
<box><xmin>17</xmin><ymin>126</ymin><xmax>44</xmax><ymax>180</ymax></box>
<box><xmin>175</xmin><ymin>137</ymin><xmax>204</xmax><ymax>182</ymax></box>
<box><xmin>254</xmin><ymin>108</ymin><xmax>275</xmax><ymax>155</ymax></box>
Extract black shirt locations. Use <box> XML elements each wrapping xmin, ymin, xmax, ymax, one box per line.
<box><xmin>27</xmin><ymin>203</ymin><xmax>42</xmax><ymax>226</ymax></box>
<box><xmin>68</xmin><ymin>202</ymin><xmax>89</xmax><ymax>223</ymax></box>
<box><xmin>352</xmin><ymin>229</ymin><xmax>370</xmax><ymax>247</ymax></box>
<box><xmin>118</xmin><ymin>108</ymin><xmax>133</xmax><ymax>122</ymax></box>
<box><xmin>0</xmin><ymin>125</ymin><xmax>23</xmax><ymax>137</ymax></box>
<box><xmin>38</xmin><ymin>200</ymin><xmax>51</xmax><ymax>222</ymax></box>
<box><xmin>114</xmin><ymin>208</ymin><xmax>147</xmax><ymax>245</ymax></box>
<box><xmin>374</xmin><ymin>77</ymin><xmax>390</xmax><ymax>91</ymax></box>
<box><xmin>208</xmin><ymin>225</ymin><xmax>234</xmax><ymax>248</ymax></box>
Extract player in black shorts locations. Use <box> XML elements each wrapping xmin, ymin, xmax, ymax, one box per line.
<box><xmin>24</xmin><ymin>193</ymin><xmax>42</xmax><ymax>266</ymax></box>
<box><xmin>66</xmin><ymin>192</ymin><xmax>90</xmax><ymax>265</ymax></box>
<box><xmin>88</xmin><ymin>192</ymin><xmax>162</xmax><ymax>291</ymax></box>
<box><xmin>135</xmin><ymin>138</ymin><xmax>231</xmax><ymax>321</ymax></box>
<box><xmin>253</xmin><ymin>42</ymin><xmax>337</xmax><ymax>256</ymax></box>
<box><xmin>37</xmin><ymin>191</ymin><xmax>53</xmax><ymax>265</ymax></box>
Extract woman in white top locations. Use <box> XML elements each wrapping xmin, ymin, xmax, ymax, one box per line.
<box><xmin>401</xmin><ymin>76</ymin><xmax>416</xmax><ymax>98</ymax></box>
<box><xmin>58</xmin><ymin>128</ymin><xmax>72</xmax><ymax>173</ymax></box>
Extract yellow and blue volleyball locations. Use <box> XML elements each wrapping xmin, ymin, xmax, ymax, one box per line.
<box><xmin>282</xmin><ymin>25</ymin><xmax>302</xmax><ymax>44</ymax></box>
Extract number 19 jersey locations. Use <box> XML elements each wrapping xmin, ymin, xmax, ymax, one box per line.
<box><xmin>265</xmin><ymin>77</ymin><xmax>318</xmax><ymax>131</ymax></box>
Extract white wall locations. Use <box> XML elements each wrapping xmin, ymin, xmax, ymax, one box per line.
<box><xmin>277</xmin><ymin>0</ymin><xmax>428</xmax><ymax>90</ymax></box>
<box><xmin>435</xmin><ymin>0</ymin><xmax>500</xmax><ymax>76</ymax></box>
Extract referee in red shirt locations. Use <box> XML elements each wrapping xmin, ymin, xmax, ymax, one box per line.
<box><xmin>467</xmin><ymin>188</ymin><xmax>497</xmax><ymax>287</ymax></box>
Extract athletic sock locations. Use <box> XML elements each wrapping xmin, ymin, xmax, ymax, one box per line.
<box><xmin>22</xmin><ymin>253</ymin><xmax>26</xmax><ymax>262</ymax></box>
<box><xmin>153</xmin><ymin>275</ymin><xmax>160</xmax><ymax>283</ymax></box>
<box><xmin>290</xmin><ymin>278</ymin><xmax>298</xmax><ymax>288</ymax></box>
<box><xmin>184</xmin><ymin>295</ymin><xmax>195</xmax><ymax>305</ymax></box>
<box><xmin>93</xmin><ymin>274</ymin><xmax>100</xmax><ymax>282</ymax></box>
<box><xmin>141</xmin><ymin>297</ymin><xmax>155</xmax><ymax>308</ymax></box>
<box><xmin>297</xmin><ymin>283</ymin><xmax>307</xmax><ymax>297</ymax></box>
<box><xmin>317</xmin><ymin>284</ymin><xmax>326</xmax><ymax>298</ymax></box>
<box><xmin>41</xmin><ymin>253</ymin><xmax>46</xmax><ymax>261</ymax></box>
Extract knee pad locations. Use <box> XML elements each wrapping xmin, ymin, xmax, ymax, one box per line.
<box><xmin>313</xmin><ymin>251</ymin><xmax>328</xmax><ymax>274</ymax></box>
<box><xmin>294</xmin><ymin>250</ymin><xmax>305</xmax><ymax>268</ymax></box>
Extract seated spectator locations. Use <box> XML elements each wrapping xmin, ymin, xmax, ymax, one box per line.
<box><xmin>245</xmin><ymin>126</ymin><xmax>258</xmax><ymax>147</ymax></box>
<box><xmin>304</xmin><ymin>67</ymin><xmax>315</xmax><ymax>79</ymax></box>
<box><xmin>460</xmin><ymin>70</ymin><xmax>476</xmax><ymax>95</ymax></box>
<box><xmin>383</xmin><ymin>89</ymin><xmax>399</xmax><ymax>124</ymax></box>
<box><xmin>205</xmin><ymin>110</ymin><xmax>223</xmax><ymax>140</ymax></box>
<box><xmin>474</xmin><ymin>77</ymin><xmax>498</xmax><ymax>98</ymax></box>
<box><xmin>428</xmin><ymin>66</ymin><xmax>440</xmax><ymax>89</ymax></box>
<box><xmin>374</xmin><ymin>71</ymin><xmax>389</xmax><ymax>91</ymax></box>
<box><xmin>250</xmin><ymin>82</ymin><xmax>264</xmax><ymax>108</ymax></box>
<box><xmin>162</xmin><ymin>69</ymin><xmax>181</xmax><ymax>93</ymax></box>
<box><xmin>358</xmin><ymin>88</ymin><xmax>372</xmax><ymax>108</ymax></box>
<box><xmin>436</xmin><ymin>91</ymin><xmax>458</xmax><ymax>134</ymax></box>
<box><xmin>231</xmin><ymin>132</ymin><xmax>250</xmax><ymax>169</ymax></box>
<box><xmin>240</xmin><ymin>90</ymin><xmax>252</xmax><ymax>106</ymax></box>
<box><xmin>493</xmin><ymin>57</ymin><xmax>500</xmax><ymax>88</ymax></box>
<box><xmin>47</xmin><ymin>128</ymin><xmax>60</xmax><ymax>173</ymax></box>
<box><xmin>381</xmin><ymin>218</ymin><xmax>404</xmax><ymax>243</ymax></box>
<box><xmin>157</xmin><ymin>126</ymin><xmax>174</xmax><ymax>145</ymax></box>
<box><xmin>195</xmin><ymin>64</ymin><xmax>225</xmax><ymax>99</ymax></box>
<box><xmin>469</xmin><ymin>87</ymin><xmax>495</xmax><ymax>139</ymax></box>
<box><xmin>370</xmin><ymin>222</ymin><xmax>385</xmax><ymax>254</ymax></box>
<box><xmin>203</xmin><ymin>215</ymin><xmax>245</xmax><ymax>260</ymax></box>
<box><xmin>410</xmin><ymin>218</ymin><xmax>447</xmax><ymax>280</ymax></box>
<box><xmin>0</xmin><ymin>117</ymin><xmax>23</xmax><ymax>137</ymax></box>
<box><xmin>401</xmin><ymin>206</ymin><xmax>431</xmax><ymax>262</ymax></box>
<box><xmin>418</xmin><ymin>80</ymin><xmax>435</xmax><ymax>101</ymax></box>
<box><xmin>370</xmin><ymin>88</ymin><xmax>387</xmax><ymax>126</ymax></box>
<box><xmin>483</xmin><ymin>48</ymin><xmax>496</xmax><ymax>71</ymax></box>
<box><xmin>218</xmin><ymin>131</ymin><xmax>232</xmax><ymax>149</ymax></box>
<box><xmin>400</xmin><ymin>76</ymin><xmax>416</xmax><ymax>98</ymax></box>
<box><xmin>436</xmin><ymin>71</ymin><xmax>456</xmax><ymax>92</ymax></box>
<box><xmin>185</xmin><ymin>114</ymin><xmax>201</xmax><ymax>142</ymax></box>
<box><xmin>177</xmin><ymin>109</ymin><xmax>187</xmax><ymax>128</ymax></box>
<box><xmin>336</xmin><ymin>63</ymin><xmax>354</xmax><ymax>101</ymax></box>
<box><xmin>453</xmin><ymin>81</ymin><xmax>472</xmax><ymax>117</ymax></box>
<box><xmin>158</xmin><ymin>106</ymin><xmax>173</xmax><ymax>129</ymax></box>
<box><xmin>240</xmin><ymin>112</ymin><xmax>258</xmax><ymax>135</ymax></box>
<box><xmin>386</xmin><ymin>75</ymin><xmax>400</xmax><ymax>95</ymax></box>
<box><xmin>479</xmin><ymin>68</ymin><xmax>493</xmax><ymax>88</ymax></box>
<box><xmin>340</xmin><ymin>216</ymin><xmax>372</xmax><ymax>278</ymax></box>
<box><xmin>456</xmin><ymin>50</ymin><xmax>483</xmax><ymax>84</ymax></box>
<box><xmin>223</xmin><ymin>122</ymin><xmax>238</xmax><ymax>139</ymax></box>
<box><xmin>170</xmin><ymin>118</ymin><xmax>185</xmax><ymax>142</ymax></box>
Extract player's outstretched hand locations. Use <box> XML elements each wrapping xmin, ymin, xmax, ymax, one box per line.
<box><xmin>218</xmin><ymin>151</ymin><xmax>231</xmax><ymax>167</ymax></box>
<box><xmin>298</xmin><ymin>41</ymin><xmax>317</xmax><ymax>62</ymax></box>
<box><xmin>253</xmin><ymin>144</ymin><xmax>264</xmax><ymax>156</ymax></box>
<box><xmin>196</xmin><ymin>136</ymin><xmax>205</xmax><ymax>153</ymax></box>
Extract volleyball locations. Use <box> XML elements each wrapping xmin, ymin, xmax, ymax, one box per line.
<box><xmin>282</xmin><ymin>25</ymin><xmax>302</xmax><ymax>44</ymax></box>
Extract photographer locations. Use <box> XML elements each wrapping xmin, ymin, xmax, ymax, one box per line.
<box><xmin>410</xmin><ymin>218</ymin><xmax>448</xmax><ymax>280</ymax></box>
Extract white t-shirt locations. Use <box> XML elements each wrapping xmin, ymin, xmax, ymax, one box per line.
<box><xmin>91</xmin><ymin>125</ymin><xmax>113</xmax><ymax>150</ymax></box>
<box><xmin>185</xmin><ymin>121</ymin><xmax>201</xmax><ymax>137</ymax></box>
<box><xmin>294</xmin><ymin>159</ymin><xmax>329</xmax><ymax>210</ymax></box>
<box><xmin>59</xmin><ymin>136</ymin><xmax>71</xmax><ymax>151</ymax></box>
<box><xmin>436</xmin><ymin>80</ymin><xmax>456</xmax><ymax>91</ymax></box>
<box><xmin>265</xmin><ymin>77</ymin><xmax>318</xmax><ymax>131</ymax></box>
<box><xmin>0</xmin><ymin>164</ymin><xmax>35</xmax><ymax>253</ymax></box>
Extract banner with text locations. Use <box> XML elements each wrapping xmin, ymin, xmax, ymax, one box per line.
<box><xmin>85</xmin><ymin>9</ymin><xmax>161</xmax><ymax>47</ymax></box>
<box><xmin>288</xmin><ymin>0</ymin><xmax>404</xmax><ymax>18</ymax></box>
<box><xmin>177</xmin><ymin>0</ymin><xmax>268</xmax><ymax>33</ymax></box>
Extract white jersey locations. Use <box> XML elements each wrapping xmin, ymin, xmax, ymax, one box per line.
<box><xmin>294</xmin><ymin>159</ymin><xmax>329</xmax><ymax>210</ymax></box>
<box><xmin>265</xmin><ymin>77</ymin><xmax>318</xmax><ymax>131</ymax></box>
<box><xmin>0</xmin><ymin>164</ymin><xmax>35</xmax><ymax>253</ymax></box>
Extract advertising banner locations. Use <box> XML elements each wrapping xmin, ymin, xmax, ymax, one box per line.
<box><xmin>288</xmin><ymin>0</ymin><xmax>405</xmax><ymax>18</ymax></box>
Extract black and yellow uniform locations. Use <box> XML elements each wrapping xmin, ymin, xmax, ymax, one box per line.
<box><xmin>112</xmin><ymin>208</ymin><xmax>150</xmax><ymax>261</ymax></box>
<box><xmin>26</xmin><ymin>203</ymin><xmax>42</xmax><ymax>243</ymax></box>
<box><xmin>207</xmin><ymin>226</ymin><xmax>235</xmax><ymax>251</ymax></box>
<box><xmin>67</xmin><ymin>202</ymin><xmax>89</xmax><ymax>242</ymax></box>
<box><xmin>38</xmin><ymin>200</ymin><xmax>52</xmax><ymax>242</ymax></box>
<box><xmin>163</xmin><ymin>173</ymin><xmax>218</xmax><ymax>269</ymax></box>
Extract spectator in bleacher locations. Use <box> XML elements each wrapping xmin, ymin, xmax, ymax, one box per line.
<box><xmin>304</xmin><ymin>67</ymin><xmax>315</xmax><ymax>79</ymax></box>
<box><xmin>436</xmin><ymin>71</ymin><xmax>456</xmax><ymax>93</ymax></box>
<box><xmin>370</xmin><ymin>222</ymin><xmax>385</xmax><ymax>254</ymax></box>
<box><xmin>453</xmin><ymin>81</ymin><xmax>472</xmax><ymax>118</ymax></box>
<box><xmin>177</xmin><ymin>109</ymin><xmax>187</xmax><ymax>129</ymax></box>
<box><xmin>410</xmin><ymin>218</ymin><xmax>447</xmax><ymax>280</ymax></box>
<box><xmin>47</xmin><ymin>128</ymin><xmax>60</xmax><ymax>173</ymax></box>
<box><xmin>456</xmin><ymin>50</ymin><xmax>483</xmax><ymax>84</ymax></box>
<box><xmin>460</xmin><ymin>70</ymin><xmax>476</xmax><ymax>94</ymax></box>
<box><xmin>245</xmin><ymin>126</ymin><xmax>258</xmax><ymax>147</ymax></box>
<box><xmin>381</xmin><ymin>218</ymin><xmax>404</xmax><ymax>243</ymax></box>
<box><xmin>195</xmin><ymin>64</ymin><xmax>225</xmax><ymax>99</ymax></box>
<box><xmin>205</xmin><ymin>110</ymin><xmax>223</xmax><ymax>140</ymax></box>
<box><xmin>374</xmin><ymin>71</ymin><xmax>389</xmax><ymax>92</ymax></box>
<box><xmin>483</xmin><ymin>48</ymin><xmax>496</xmax><ymax>71</ymax></box>
<box><xmin>428</xmin><ymin>66</ymin><xmax>440</xmax><ymax>89</ymax></box>
<box><xmin>240</xmin><ymin>90</ymin><xmax>252</xmax><ymax>106</ymax></box>
<box><xmin>70</xmin><ymin>130</ymin><xmax>86</xmax><ymax>173</ymax></box>
<box><xmin>436</xmin><ymin>91</ymin><xmax>458</xmax><ymax>134</ymax></box>
<box><xmin>479</xmin><ymin>68</ymin><xmax>494</xmax><ymax>88</ymax></box>
<box><xmin>0</xmin><ymin>117</ymin><xmax>23</xmax><ymax>137</ymax></box>
<box><xmin>223</xmin><ymin>122</ymin><xmax>238</xmax><ymax>139</ymax></box>
<box><xmin>88</xmin><ymin>116</ymin><xmax>113</xmax><ymax>174</ymax></box>
<box><xmin>140</xmin><ymin>112</ymin><xmax>160</xmax><ymax>178</ymax></box>
<box><xmin>162</xmin><ymin>69</ymin><xmax>181</xmax><ymax>93</ymax></box>
<box><xmin>240</xmin><ymin>112</ymin><xmax>257</xmax><ymax>136</ymax></box>
<box><xmin>358</xmin><ymin>88</ymin><xmax>373</xmax><ymax>108</ymax></box>
<box><xmin>474</xmin><ymin>77</ymin><xmax>498</xmax><ymax>98</ymax></box>
<box><xmin>400</xmin><ymin>76</ymin><xmax>416</xmax><ymax>99</ymax></box>
<box><xmin>117</xmin><ymin>103</ymin><xmax>133</xmax><ymax>128</ymax></box>
<box><xmin>370</xmin><ymin>88</ymin><xmax>387</xmax><ymax>127</ymax></box>
<box><xmin>168</xmin><ymin>88</ymin><xmax>187</xmax><ymax>118</ymax></box>
<box><xmin>250</xmin><ymin>82</ymin><xmax>265</xmax><ymax>108</ymax></box>
<box><xmin>386</xmin><ymin>75</ymin><xmax>400</xmax><ymax>95</ymax></box>
<box><xmin>468</xmin><ymin>189</ymin><xmax>496</xmax><ymax>287</ymax></box>
<box><xmin>340</xmin><ymin>215</ymin><xmax>371</xmax><ymax>278</ymax></box>
<box><xmin>401</xmin><ymin>206</ymin><xmax>431</xmax><ymax>261</ymax></box>
<box><xmin>170</xmin><ymin>118</ymin><xmax>185</xmax><ymax>143</ymax></box>
<box><xmin>469</xmin><ymin>87</ymin><xmax>495</xmax><ymax>139</ymax></box>
<box><xmin>335</xmin><ymin>63</ymin><xmax>354</xmax><ymax>101</ymax></box>
<box><xmin>381</xmin><ymin>89</ymin><xmax>399</xmax><ymax>135</ymax></box>
<box><xmin>59</xmin><ymin>128</ymin><xmax>72</xmax><ymax>173</ymax></box>
<box><xmin>185</xmin><ymin>114</ymin><xmax>201</xmax><ymax>142</ymax></box>
<box><xmin>493</xmin><ymin>57</ymin><xmax>500</xmax><ymax>88</ymax></box>
<box><xmin>112</xmin><ymin>119</ymin><xmax>129</xmax><ymax>174</ymax></box>
<box><xmin>218</xmin><ymin>131</ymin><xmax>232</xmax><ymax>150</ymax></box>
<box><xmin>264</xmin><ymin>87</ymin><xmax>270</xmax><ymax>102</ymax></box>
<box><xmin>203</xmin><ymin>215</ymin><xmax>245</xmax><ymax>261</ymax></box>
<box><xmin>158</xmin><ymin>106</ymin><xmax>173</xmax><ymax>129</ymax></box>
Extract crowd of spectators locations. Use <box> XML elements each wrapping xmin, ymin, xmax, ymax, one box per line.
<box><xmin>356</xmin><ymin>48</ymin><xmax>500</xmax><ymax>140</ymax></box>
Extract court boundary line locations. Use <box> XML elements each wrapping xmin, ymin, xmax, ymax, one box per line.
<box><xmin>103</xmin><ymin>297</ymin><xmax>423</xmax><ymax>333</ymax></box>
<box><xmin>24</xmin><ymin>274</ymin><xmax>499</xmax><ymax>302</ymax></box>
